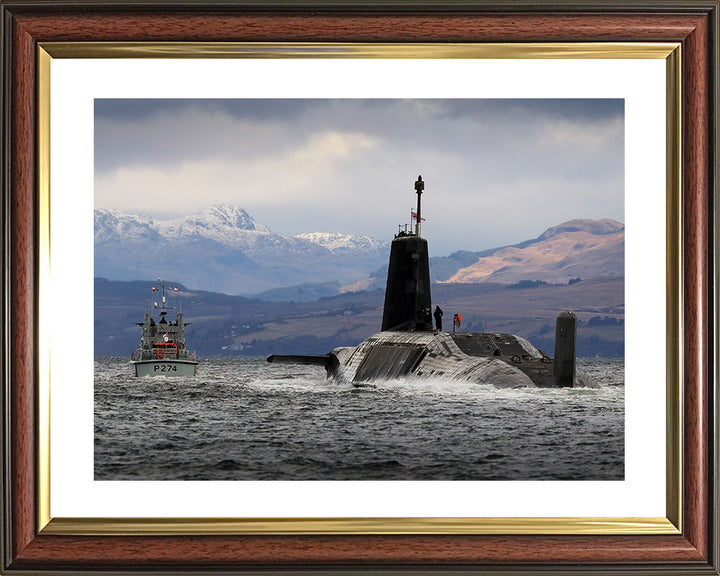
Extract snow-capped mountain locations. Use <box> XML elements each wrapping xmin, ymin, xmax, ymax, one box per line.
<box><xmin>295</xmin><ymin>232</ymin><xmax>390</xmax><ymax>273</ymax></box>
<box><xmin>156</xmin><ymin>205</ymin><xmax>270</xmax><ymax>244</ymax></box>
<box><xmin>154</xmin><ymin>205</ymin><xmax>345</xmax><ymax>260</ymax></box>
<box><xmin>94</xmin><ymin>209</ymin><xmax>161</xmax><ymax>244</ymax></box>
<box><xmin>94</xmin><ymin>205</ymin><xmax>390</xmax><ymax>295</ymax></box>
<box><xmin>296</xmin><ymin>232</ymin><xmax>386</xmax><ymax>254</ymax></box>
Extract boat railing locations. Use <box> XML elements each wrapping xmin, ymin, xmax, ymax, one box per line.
<box><xmin>131</xmin><ymin>347</ymin><xmax>198</xmax><ymax>362</ymax></box>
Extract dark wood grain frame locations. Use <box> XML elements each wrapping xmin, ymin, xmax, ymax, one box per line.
<box><xmin>1</xmin><ymin>1</ymin><xmax>717</xmax><ymax>574</ymax></box>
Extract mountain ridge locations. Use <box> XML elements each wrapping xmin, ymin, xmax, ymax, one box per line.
<box><xmin>445</xmin><ymin>218</ymin><xmax>624</xmax><ymax>284</ymax></box>
<box><xmin>95</xmin><ymin>206</ymin><xmax>623</xmax><ymax>296</ymax></box>
<box><xmin>94</xmin><ymin>276</ymin><xmax>625</xmax><ymax>358</ymax></box>
<box><xmin>94</xmin><ymin>205</ymin><xmax>390</xmax><ymax>294</ymax></box>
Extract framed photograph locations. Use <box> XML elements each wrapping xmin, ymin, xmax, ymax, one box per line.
<box><xmin>2</xmin><ymin>1</ymin><xmax>717</xmax><ymax>574</ymax></box>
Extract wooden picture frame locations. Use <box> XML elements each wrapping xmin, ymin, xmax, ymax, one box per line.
<box><xmin>2</xmin><ymin>1</ymin><xmax>717</xmax><ymax>573</ymax></box>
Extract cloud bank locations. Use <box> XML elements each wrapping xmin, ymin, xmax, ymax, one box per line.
<box><xmin>95</xmin><ymin>98</ymin><xmax>624</xmax><ymax>256</ymax></box>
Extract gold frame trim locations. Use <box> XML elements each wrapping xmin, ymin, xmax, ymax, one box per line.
<box><xmin>36</xmin><ymin>41</ymin><xmax>683</xmax><ymax>537</ymax></box>
<box><xmin>37</xmin><ymin>46</ymin><xmax>52</xmax><ymax>534</ymax></box>
<box><xmin>40</xmin><ymin>41</ymin><xmax>679</xmax><ymax>59</ymax></box>
<box><xmin>665</xmin><ymin>44</ymin><xmax>683</xmax><ymax>532</ymax></box>
<box><xmin>42</xmin><ymin>516</ymin><xmax>677</xmax><ymax>536</ymax></box>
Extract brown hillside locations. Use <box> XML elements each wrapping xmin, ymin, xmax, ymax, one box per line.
<box><xmin>447</xmin><ymin>219</ymin><xmax>624</xmax><ymax>284</ymax></box>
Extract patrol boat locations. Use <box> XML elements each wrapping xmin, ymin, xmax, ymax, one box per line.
<box><xmin>268</xmin><ymin>175</ymin><xmax>593</xmax><ymax>389</ymax></box>
<box><xmin>130</xmin><ymin>281</ymin><xmax>198</xmax><ymax>377</ymax></box>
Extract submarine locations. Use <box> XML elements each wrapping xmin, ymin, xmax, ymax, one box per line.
<box><xmin>268</xmin><ymin>176</ymin><xmax>592</xmax><ymax>389</ymax></box>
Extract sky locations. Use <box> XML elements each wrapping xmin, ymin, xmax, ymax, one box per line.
<box><xmin>95</xmin><ymin>98</ymin><xmax>624</xmax><ymax>257</ymax></box>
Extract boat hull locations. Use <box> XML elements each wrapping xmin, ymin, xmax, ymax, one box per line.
<box><xmin>131</xmin><ymin>359</ymin><xmax>198</xmax><ymax>377</ymax></box>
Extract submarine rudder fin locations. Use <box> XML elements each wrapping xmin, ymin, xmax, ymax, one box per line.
<box><xmin>553</xmin><ymin>311</ymin><xmax>577</xmax><ymax>387</ymax></box>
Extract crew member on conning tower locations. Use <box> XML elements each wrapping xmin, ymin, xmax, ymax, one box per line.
<box><xmin>434</xmin><ymin>305</ymin><xmax>444</xmax><ymax>331</ymax></box>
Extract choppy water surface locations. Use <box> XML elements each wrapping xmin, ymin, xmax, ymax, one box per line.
<box><xmin>95</xmin><ymin>357</ymin><xmax>623</xmax><ymax>480</ymax></box>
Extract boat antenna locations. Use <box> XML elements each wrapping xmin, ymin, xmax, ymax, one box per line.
<box><xmin>414</xmin><ymin>175</ymin><xmax>424</xmax><ymax>237</ymax></box>
<box><xmin>156</xmin><ymin>278</ymin><xmax>169</xmax><ymax>310</ymax></box>
<box><xmin>172</xmin><ymin>284</ymin><xmax>181</xmax><ymax>313</ymax></box>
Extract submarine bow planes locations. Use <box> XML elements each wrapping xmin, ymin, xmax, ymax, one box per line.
<box><xmin>268</xmin><ymin>175</ymin><xmax>593</xmax><ymax>389</ymax></box>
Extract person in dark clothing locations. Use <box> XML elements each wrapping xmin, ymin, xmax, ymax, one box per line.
<box><xmin>433</xmin><ymin>305</ymin><xmax>443</xmax><ymax>331</ymax></box>
<box><xmin>423</xmin><ymin>307</ymin><xmax>433</xmax><ymax>330</ymax></box>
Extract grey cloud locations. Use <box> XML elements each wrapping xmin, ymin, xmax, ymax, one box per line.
<box><xmin>94</xmin><ymin>98</ymin><xmax>624</xmax><ymax>255</ymax></box>
<box><xmin>95</xmin><ymin>98</ymin><xmax>317</xmax><ymax>121</ymax></box>
<box><xmin>428</xmin><ymin>98</ymin><xmax>623</xmax><ymax>122</ymax></box>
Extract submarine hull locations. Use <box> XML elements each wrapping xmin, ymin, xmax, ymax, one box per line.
<box><xmin>325</xmin><ymin>330</ymin><xmax>594</xmax><ymax>388</ymax></box>
<box><xmin>266</xmin><ymin>176</ymin><xmax>592</xmax><ymax>389</ymax></box>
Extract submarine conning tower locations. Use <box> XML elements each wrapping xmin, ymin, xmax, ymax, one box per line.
<box><xmin>381</xmin><ymin>175</ymin><xmax>433</xmax><ymax>332</ymax></box>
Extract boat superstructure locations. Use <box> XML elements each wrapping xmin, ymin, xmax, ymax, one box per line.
<box><xmin>268</xmin><ymin>175</ymin><xmax>593</xmax><ymax>388</ymax></box>
<box><xmin>130</xmin><ymin>281</ymin><xmax>198</xmax><ymax>377</ymax></box>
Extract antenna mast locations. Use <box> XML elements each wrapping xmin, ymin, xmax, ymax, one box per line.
<box><xmin>414</xmin><ymin>175</ymin><xmax>424</xmax><ymax>236</ymax></box>
<box><xmin>159</xmin><ymin>278</ymin><xmax>167</xmax><ymax>309</ymax></box>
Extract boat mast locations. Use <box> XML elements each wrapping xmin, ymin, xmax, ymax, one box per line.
<box><xmin>159</xmin><ymin>278</ymin><xmax>167</xmax><ymax>309</ymax></box>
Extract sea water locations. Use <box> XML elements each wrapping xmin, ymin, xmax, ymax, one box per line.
<box><xmin>94</xmin><ymin>357</ymin><xmax>624</xmax><ymax>480</ymax></box>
